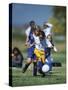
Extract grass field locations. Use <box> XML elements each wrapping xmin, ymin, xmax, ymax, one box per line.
<box><xmin>12</xmin><ymin>64</ymin><xmax>66</xmax><ymax>86</ymax></box>
<box><xmin>11</xmin><ymin>36</ymin><xmax>66</xmax><ymax>87</ymax></box>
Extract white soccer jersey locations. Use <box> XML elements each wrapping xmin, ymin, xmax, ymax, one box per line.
<box><xmin>46</xmin><ymin>39</ymin><xmax>52</xmax><ymax>48</ymax></box>
<box><xmin>33</xmin><ymin>34</ymin><xmax>46</xmax><ymax>50</ymax></box>
<box><xmin>43</xmin><ymin>23</ymin><xmax>53</xmax><ymax>37</ymax></box>
<box><xmin>25</xmin><ymin>26</ymin><xmax>31</xmax><ymax>37</ymax></box>
<box><xmin>43</xmin><ymin>23</ymin><xmax>53</xmax><ymax>48</ymax></box>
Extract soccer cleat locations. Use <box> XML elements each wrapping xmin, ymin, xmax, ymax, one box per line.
<box><xmin>52</xmin><ymin>62</ymin><xmax>62</xmax><ymax>67</ymax></box>
<box><xmin>33</xmin><ymin>74</ymin><xmax>37</xmax><ymax>76</ymax></box>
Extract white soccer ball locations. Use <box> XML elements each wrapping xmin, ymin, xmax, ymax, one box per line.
<box><xmin>42</xmin><ymin>64</ymin><xmax>50</xmax><ymax>73</ymax></box>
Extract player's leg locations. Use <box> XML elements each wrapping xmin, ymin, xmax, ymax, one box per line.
<box><xmin>22</xmin><ymin>47</ymin><xmax>32</xmax><ymax>73</ymax></box>
<box><xmin>34</xmin><ymin>49</ymin><xmax>45</xmax><ymax>76</ymax></box>
<box><xmin>37</xmin><ymin>53</ymin><xmax>45</xmax><ymax>76</ymax></box>
<box><xmin>50</xmin><ymin>36</ymin><xmax>58</xmax><ymax>52</ymax></box>
<box><xmin>45</xmin><ymin>48</ymin><xmax>51</xmax><ymax>58</ymax></box>
<box><xmin>41</xmin><ymin>54</ymin><xmax>45</xmax><ymax>64</ymax></box>
<box><xmin>32</xmin><ymin>51</ymin><xmax>37</xmax><ymax>76</ymax></box>
<box><xmin>46</xmin><ymin>48</ymin><xmax>53</xmax><ymax>71</ymax></box>
<box><xmin>22</xmin><ymin>58</ymin><xmax>32</xmax><ymax>73</ymax></box>
<box><xmin>47</xmin><ymin>56</ymin><xmax>53</xmax><ymax>71</ymax></box>
<box><xmin>37</xmin><ymin>60</ymin><xmax>45</xmax><ymax>77</ymax></box>
<box><xmin>33</xmin><ymin>60</ymin><xmax>37</xmax><ymax>76</ymax></box>
<box><xmin>37</xmin><ymin>60</ymin><xmax>43</xmax><ymax>73</ymax></box>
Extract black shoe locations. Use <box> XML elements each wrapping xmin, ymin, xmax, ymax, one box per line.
<box><xmin>33</xmin><ymin>73</ymin><xmax>37</xmax><ymax>76</ymax></box>
<box><xmin>33</xmin><ymin>74</ymin><xmax>37</xmax><ymax>76</ymax></box>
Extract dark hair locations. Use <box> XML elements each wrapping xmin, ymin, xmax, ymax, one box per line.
<box><xmin>43</xmin><ymin>22</ymin><xmax>49</xmax><ymax>28</ymax></box>
<box><xmin>40</xmin><ymin>30</ymin><xmax>45</xmax><ymax>39</ymax></box>
<box><xmin>34</xmin><ymin>25</ymin><xmax>41</xmax><ymax>32</ymax></box>
<box><xmin>12</xmin><ymin>47</ymin><xmax>23</xmax><ymax>60</ymax></box>
<box><xmin>29</xmin><ymin>20</ymin><xmax>35</xmax><ymax>26</ymax></box>
<box><xmin>37</xmin><ymin>25</ymin><xmax>41</xmax><ymax>31</ymax></box>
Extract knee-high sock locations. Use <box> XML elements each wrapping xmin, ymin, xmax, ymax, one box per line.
<box><xmin>33</xmin><ymin>62</ymin><xmax>37</xmax><ymax>76</ymax></box>
<box><xmin>37</xmin><ymin>61</ymin><xmax>44</xmax><ymax>74</ymax></box>
<box><xmin>23</xmin><ymin>63</ymin><xmax>30</xmax><ymax>73</ymax></box>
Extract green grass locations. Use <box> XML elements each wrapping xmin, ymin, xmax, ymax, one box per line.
<box><xmin>11</xmin><ymin>50</ymin><xmax>66</xmax><ymax>86</ymax></box>
<box><xmin>11</xmin><ymin>36</ymin><xmax>66</xmax><ymax>87</ymax></box>
<box><xmin>12</xmin><ymin>63</ymin><xmax>66</xmax><ymax>86</ymax></box>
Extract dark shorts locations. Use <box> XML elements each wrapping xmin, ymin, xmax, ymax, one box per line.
<box><xmin>27</xmin><ymin>46</ymin><xmax>36</xmax><ymax>60</ymax></box>
<box><xmin>45</xmin><ymin>48</ymin><xmax>51</xmax><ymax>58</ymax></box>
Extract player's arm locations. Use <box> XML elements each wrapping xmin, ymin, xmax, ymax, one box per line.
<box><xmin>25</xmin><ymin>27</ymin><xmax>31</xmax><ymax>46</ymax></box>
<box><xmin>30</xmin><ymin>42</ymin><xmax>35</xmax><ymax>47</ymax></box>
<box><xmin>47</xmin><ymin>34</ymin><xmax>52</xmax><ymax>42</ymax></box>
<box><xmin>46</xmin><ymin>38</ymin><xmax>53</xmax><ymax>48</ymax></box>
<box><xmin>25</xmin><ymin>36</ymin><xmax>29</xmax><ymax>46</ymax></box>
<box><xmin>47</xmin><ymin>34</ymin><xmax>58</xmax><ymax>52</ymax></box>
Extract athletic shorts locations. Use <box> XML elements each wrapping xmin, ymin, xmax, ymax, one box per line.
<box><xmin>45</xmin><ymin>48</ymin><xmax>51</xmax><ymax>58</ymax></box>
<box><xmin>34</xmin><ymin>48</ymin><xmax>45</xmax><ymax>63</ymax></box>
<box><xmin>27</xmin><ymin>46</ymin><xmax>36</xmax><ymax>60</ymax></box>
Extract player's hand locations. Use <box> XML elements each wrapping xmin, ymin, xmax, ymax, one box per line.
<box><xmin>53</xmin><ymin>46</ymin><xmax>58</xmax><ymax>52</ymax></box>
<box><xmin>25</xmin><ymin>42</ymin><xmax>29</xmax><ymax>46</ymax></box>
<box><xmin>25</xmin><ymin>43</ymin><xmax>28</xmax><ymax>46</ymax></box>
<box><xmin>25</xmin><ymin>42</ymin><xmax>31</xmax><ymax>48</ymax></box>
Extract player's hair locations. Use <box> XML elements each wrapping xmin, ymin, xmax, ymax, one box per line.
<box><xmin>43</xmin><ymin>22</ymin><xmax>49</xmax><ymax>28</ymax></box>
<box><xmin>29</xmin><ymin>20</ymin><xmax>35</xmax><ymax>26</ymax></box>
<box><xmin>33</xmin><ymin>25</ymin><xmax>41</xmax><ymax>36</ymax></box>
<box><xmin>36</xmin><ymin>25</ymin><xmax>42</xmax><ymax>32</ymax></box>
<box><xmin>39</xmin><ymin>30</ymin><xmax>45</xmax><ymax>39</ymax></box>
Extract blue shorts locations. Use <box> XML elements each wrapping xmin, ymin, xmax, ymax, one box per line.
<box><xmin>37</xmin><ymin>61</ymin><xmax>52</xmax><ymax>72</ymax></box>
<box><xmin>27</xmin><ymin>46</ymin><xmax>36</xmax><ymax>60</ymax></box>
<box><xmin>45</xmin><ymin>48</ymin><xmax>51</xmax><ymax>58</ymax></box>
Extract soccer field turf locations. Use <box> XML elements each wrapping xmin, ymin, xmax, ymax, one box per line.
<box><xmin>11</xmin><ymin>62</ymin><xmax>66</xmax><ymax>87</ymax></box>
<box><xmin>11</xmin><ymin>39</ymin><xmax>66</xmax><ymax>87</ymax></box>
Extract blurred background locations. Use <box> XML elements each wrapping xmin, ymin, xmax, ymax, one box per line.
<box><xmin>11</xmin><ymin>3</ymin><xmax>66</xmax><ymax>86</ymax></box>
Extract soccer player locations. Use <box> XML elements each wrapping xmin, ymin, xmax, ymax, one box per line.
<box><xmin>43</xmin><ymin>22</ymin><xmax>58</xmax><ymax>71</ymax></box>
<box><xmin>43</xmin><ymin>22</ymin><xmax>58</xmax><ymax>53</ymax></box>
<box><xmin>22</xmin><ymin>21</ymin><xmax>37</xmax><ymax>76</ymax></box>
<box><xmin>33</xmin><ymin>26</ymin><xmax>53</xmax><ymax>76</ymax></box>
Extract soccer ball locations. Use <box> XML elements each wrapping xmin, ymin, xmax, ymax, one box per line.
<box><xmin>42</xmin><ymin>64</ymin><xmax>50</xmax><ymax>73</ymax></box>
